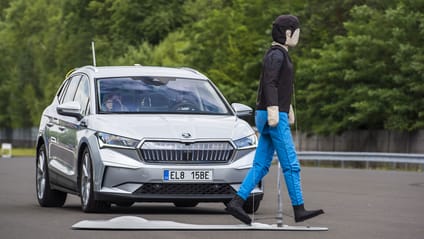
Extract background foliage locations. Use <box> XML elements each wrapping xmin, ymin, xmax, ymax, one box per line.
<box><xmin>0</xmin><ymin>0</ymin><xmax>422</xmax><ymax>134</ymax></box>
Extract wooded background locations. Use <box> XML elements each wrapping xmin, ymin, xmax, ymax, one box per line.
<box><xmin>0</xmin><ymin>0</ymin><xmax>422</xmax><ymax>135</ymax></box>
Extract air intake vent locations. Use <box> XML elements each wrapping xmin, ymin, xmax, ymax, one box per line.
<box><xmin>134</xmin><ymin>183</ymin><xmax>235</xmax><ymax>195</ymax></box>
<box><xmin>140</xmin><ymin>141</ymin><xmax>234</xmax><ymax>164</ymax></box>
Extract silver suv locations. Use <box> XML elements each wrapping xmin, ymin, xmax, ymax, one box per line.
<box><xmin>36</xmin><ymin>65</ymin><xmax>263</xmax><ymax>213</ymax></box>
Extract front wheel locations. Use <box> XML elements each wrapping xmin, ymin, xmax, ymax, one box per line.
<box><xmin>80</xmin><ymin>148</ymin><xmax>110</xmax><ymax>212</ymax></box>
<box><xmin>36</xmin><ymin>144</ymin><xmax>67</xmax><ymax>207</ymax></box>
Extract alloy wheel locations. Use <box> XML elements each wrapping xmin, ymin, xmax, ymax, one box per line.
<box><xmin>81</xmin><ymin>152</ymin><xmax>91</xmax><ymax>207</ymax></box>
<box><xmin>36</xmin><ymin>150</ymin><xmax>46</xmax><ymax>200</ymax></box>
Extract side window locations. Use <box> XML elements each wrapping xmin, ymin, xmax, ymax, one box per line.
<box><xmin>62</xmin><ymin>75</ymin><xmax>82</xmax><ymax>103</ymax></box>
<box><xmin>74</xmin><ymin>75</ymin><xmax>90</xmax><ymax>115</ymax></box>
<box><xmin>57</xmin><ymin>79</ymin><xmax>70</xmax><ymax>104</ymax></box>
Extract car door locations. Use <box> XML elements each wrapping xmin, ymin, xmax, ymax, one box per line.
<box><xmin>57</xmin><ymin>74</ymin><xmax>91</xmax><ymax>190</ymax></box>
<box><xmin>49</xmin><ymin>75</ymin><xmax>82</xmax><ymax>189</ymax></box>
<box><xmin>46</xmin><ymin>78</ymin><xmax>70</xmax><ymax>175</ymax></box>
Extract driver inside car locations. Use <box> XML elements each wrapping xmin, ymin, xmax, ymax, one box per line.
<box><xmin>102</xmin><ymin>94</ymin><xmax>127</xmax><ymax>112</ymax></box>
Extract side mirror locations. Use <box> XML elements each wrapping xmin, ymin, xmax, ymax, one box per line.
<box><xmin>231</xmin><ymin>103</ymin><xmax>253</xmax><ymax>117</ymax></box>
<box><xmin>57</xmin><ymin>101</ymin><xmax>83</xmax><ymax>120</ymax></box>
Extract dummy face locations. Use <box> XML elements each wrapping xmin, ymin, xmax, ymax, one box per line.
<box><xmin>285</xmin><ymin>28</ymin><xmax>300</xmax><ymax>47</ymax></box>
<box><xmin>105</xmin><ymin>99</ymin><xmax>113</xmax><ymax>111</ymax></box>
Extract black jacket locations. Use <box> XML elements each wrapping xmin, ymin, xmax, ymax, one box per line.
<box><xmin>256</xmin><ymin>45</ymin><xmax>293</xmax><ymax>113</ymax></box>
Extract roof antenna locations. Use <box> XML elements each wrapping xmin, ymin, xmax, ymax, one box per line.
<box><xmin>91</xmin><ymin>41</ymin><xmax>96</xmax><ymax>66</ymax></box>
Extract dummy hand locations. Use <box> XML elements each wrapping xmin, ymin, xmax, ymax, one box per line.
<box><xmin>289</xmin><ymin>104</ymin><xmax>295</xmax><ymax>125</ymax></box>
<box><xmin>267</xmin><ymin>106</ymin><xmax>279</xmax><ymax>127</ymax></box>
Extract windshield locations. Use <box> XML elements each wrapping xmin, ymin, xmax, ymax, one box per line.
<box><xmin>96</xmin><ymin>77</ymin><xmax>231</xmax><ymax>114</ymax></box>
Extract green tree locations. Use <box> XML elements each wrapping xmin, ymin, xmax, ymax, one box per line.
<box><xmin>0</xmin><ymin>0</ymin><xmax>64</xmax><ymax>127</ymax></box>
<box><xmin>87</xmin><ymin>0</ymin><xmax>187</xmax><ymax>64</ymax></box>
<box><xmin>0</xmin><ymin>0</ymin><xmax>422</xmax><ymax>135</ymax></box>
<box><xmin>296</xmin><ymin>2</ymin><xmax>424</xmax><ymax>133</ymax></box>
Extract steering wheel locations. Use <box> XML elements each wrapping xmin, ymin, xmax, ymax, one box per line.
<box><xmin>140</xmin><ymin>93</ymin><xmax>168</xmax><ymax>108</ymax></box>
<box><xmin>171</xmin><ymin>101</ymin><xmax>200</xmax><ymax>112</ymax></box>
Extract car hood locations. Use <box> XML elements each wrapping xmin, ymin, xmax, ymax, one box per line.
<box><xmin>88</xmin><ymin>114</ymin><xmax>254</xmax><ymax>141</ymax></box>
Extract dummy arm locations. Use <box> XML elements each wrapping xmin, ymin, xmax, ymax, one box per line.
<box><xmin>263</xmin><ymin>50</ymin><xmax>284</xmax><ymax>127</ymax></box>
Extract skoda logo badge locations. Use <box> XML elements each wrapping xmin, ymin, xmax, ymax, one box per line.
<box><xmin>182</xmin><ymin>132</ymin><xmax>191</xmax><ymax>138</ymax></box>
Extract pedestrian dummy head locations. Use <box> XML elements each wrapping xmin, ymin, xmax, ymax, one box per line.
<box><xmin>272</xmin><ymin>15</ymin><xmax>300</xmax><ymax>47</ymax></box>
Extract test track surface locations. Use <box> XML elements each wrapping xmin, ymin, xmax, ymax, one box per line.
<box><xmin>0</xmin><ymin>157</ymin><xmax>422</xmax><ymax>239</ymax></box>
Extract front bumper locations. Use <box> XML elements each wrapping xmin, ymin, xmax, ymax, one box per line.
<box><xmin>95</xmin><ymin>183</ymin><xmax>264</xmax><ymax>203</ymax></box>
<box><xmin>92</xmin><ymin>147</ymin><xmax>263</xmax><ymax>203</ymax></box>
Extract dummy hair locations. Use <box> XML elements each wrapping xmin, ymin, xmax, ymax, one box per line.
<box><xmin>271</xmin><ymin>15</ymin><xmax>300</xmax><ymax>44</ymax></box>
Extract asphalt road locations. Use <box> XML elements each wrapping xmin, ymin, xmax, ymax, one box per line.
<box><xmin>0</xmin><ymin>157</ymin><xmax>423</xmax><ymax>239</ymax></box>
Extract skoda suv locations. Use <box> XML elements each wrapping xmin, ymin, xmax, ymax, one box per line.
<box><xmin>36</xmin><ymin>65</ymin><xmax>262</xmax><ymax>213</ymax></box>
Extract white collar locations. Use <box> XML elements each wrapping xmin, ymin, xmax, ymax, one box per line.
<box><xmin>271</xmin><ymin>41</ymin><xmax>288</xmax><ymax>51</ymax></box>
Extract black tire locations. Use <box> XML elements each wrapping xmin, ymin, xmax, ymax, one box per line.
<box><xmin>173</xmin><ymin>201</ymin><xmax>199</xmax><ymax>207</ymax></box>
<box><xmin>36</xmin><ymin>144</ymin><xmax>67</xmax><ymax>207</ymax></box>
<box><xmin>243</xmin><ymin>197</ymin><xmax>261</xmax><ymax>213</ymax></box>
<box><xmin>80</xmin><ymin>148</ymin><xmax>110</xmax><ymax>213</ymax></box>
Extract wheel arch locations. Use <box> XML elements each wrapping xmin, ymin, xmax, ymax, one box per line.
<box><xmin>36</xmin><ymin>136</ymin><xmax>46</xmax><ymax>164</ymax></box>
<box><xmin>36</xmin><ymin>136</ymin><xmax>45</xmax><ymax>153</ymax></box>
<box><xmin>76</xmin><ymin>141</ymin><xmax>89</xmax><ymax>192</ymax></box>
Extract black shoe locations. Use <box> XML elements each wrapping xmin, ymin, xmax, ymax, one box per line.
<box><xmin>225</xmin><ymin>195</ymin><xmax>252</xmax><ymax>225</ymax></box>
<box><xmin>293</xmin><ymin>204</ymin><xmax>324</xmax><ymax>223</ymax></box>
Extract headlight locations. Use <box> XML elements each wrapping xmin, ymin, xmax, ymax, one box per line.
<box><xmin>234</xmin><ymin>134</ymin><xmax>257</xmax><ymax>149</ymax></box>
<box><xmin>96</xmin><ymin>132</ymin><xmax>139</xmax><ymax>149</ymax></box>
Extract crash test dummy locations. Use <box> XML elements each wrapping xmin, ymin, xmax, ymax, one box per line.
<box><xmin>225</xmin><ymin>15</ymin><xmax>324</xmax><ymax>225</ymax></box>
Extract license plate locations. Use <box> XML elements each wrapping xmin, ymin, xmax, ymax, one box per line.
<box><xmin>163</xmin><ymin>170</ymin><xmax>213</xmax><ymax>182</ymax></box>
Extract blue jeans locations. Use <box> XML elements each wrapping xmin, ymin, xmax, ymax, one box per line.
<box><xmin>237</xmin><ymin>110</ymin><xmax>304</xmax><ymax>206</ymax></box>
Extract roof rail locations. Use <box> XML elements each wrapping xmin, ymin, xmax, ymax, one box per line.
<box><xmin>65</xmin><ymin>65</ymin><xmax>98</xmax><ymax>78</ymax></box>
<box><xmin>65</xmin><ymin>68</ymin><xmax>76</xmax><ymax>79</ymax></box>
<box><xmin>82</xmin><ymin>65</ymin><xmax>97</xmax><ymax>72</ymax></box>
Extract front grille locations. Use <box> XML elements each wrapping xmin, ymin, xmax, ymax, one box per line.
<box><xmin>140</xmin><ymin>141</ymin><xmax>234</xmax><ymax>164</ymax></box>
<box><xmin>134</xmin><ymin>183</ymin><xmax>235</xmax><ymax>195</ymax></box>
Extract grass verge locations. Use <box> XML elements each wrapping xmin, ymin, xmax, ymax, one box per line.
<box><xmin>9</xmin><ymin>148</ymin><xmax>36</xmax><ymax>157</ymax></box>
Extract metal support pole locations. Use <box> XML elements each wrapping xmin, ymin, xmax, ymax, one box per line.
<box><xmin>276</xmin><ymin>161</ymin><xmax>283</xmax><ymax>227</ymax></box>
